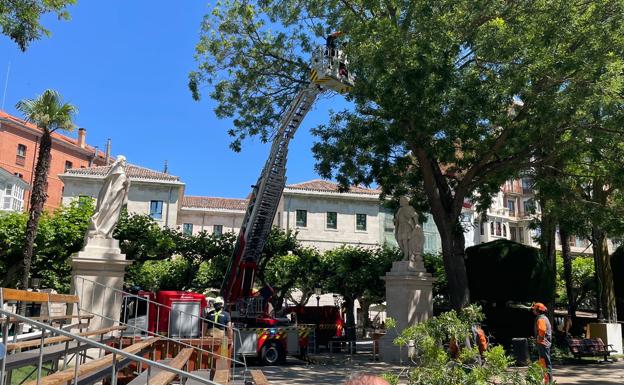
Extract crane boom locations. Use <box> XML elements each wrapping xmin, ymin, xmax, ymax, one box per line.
<box><xmin>221</xmin><ymin>46</ymin><xmax>354</xmax><ymax>318</ymax></box>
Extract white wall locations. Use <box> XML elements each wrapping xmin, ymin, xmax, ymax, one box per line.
<box><xmin>61</xmin><ymin>177</ymin><xmax>182</xmax><ymax>227</ymax></box>
<box><xmin>281</xmin><ymin>193</ymin><xmax>381</xmax><ymax>251</ymax></box>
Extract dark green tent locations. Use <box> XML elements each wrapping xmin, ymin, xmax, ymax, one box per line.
<box><xmin>611</xmin><ymin>246</ymin><xmax>624</xmax><ymax>320</ymax></box>
<box><xmin>466</xmin><ymin>239</ymin><xmax>554</xmax><ymax>304</ymax></box>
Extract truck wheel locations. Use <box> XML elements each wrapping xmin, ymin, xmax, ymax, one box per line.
<box><xmin>260</xmin><ymin>341</ymin><xmax>283</xmax><ymax>365</ymax></box>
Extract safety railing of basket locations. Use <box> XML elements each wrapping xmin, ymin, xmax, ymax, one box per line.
<box><xmin>73</xmin><ymin>276</ymin><xmax>247</xmax><ymax>372</ymax></box>
<box><xmin>0</xmin><ymin>308</ymin><xmax>226</xmax><ymax>385</ymax></box>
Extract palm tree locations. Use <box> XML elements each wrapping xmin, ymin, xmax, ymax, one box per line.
<box><xmin>16</xmin><ymin>89</ymin><xmax>78</xmax><ymax>290</ymax></box>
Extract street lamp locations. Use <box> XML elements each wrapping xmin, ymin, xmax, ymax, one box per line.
<box><xmin>314</xmin><ymin>287</ymin><xmax>322</xmax><ymax>307</ymax></box>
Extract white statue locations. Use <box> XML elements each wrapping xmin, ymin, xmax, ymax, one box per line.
<box><xmin>85</xmin><ymin>156</ymin><xmax>130</xmax><ymax>240</ymax></box>
<box><xmin>394</xmin><ymin>197</ymin><xmax>425</xmax><ymax>263</ymax></box>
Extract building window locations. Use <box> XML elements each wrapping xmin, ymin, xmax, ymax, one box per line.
<box><xmin>518</xmin><ymin>227</ymin><xmax>525</xmax><ymax>243</ymax></box>
<box><xmin>213</xmin><ymin>224</ymin><xmax>223</xmax><ymax>236</ymax></box>
<box><xmin>523</xmin><ymin>199</ymin><xmax>535</xmax><ymax>215</ymax></box>
<box><xmin>510</xmin><ymin>227</ymin><xmax>517</xmax><ymax>241</ymax></box>
<box><xmin>507</xmin><ymin>200</ymin><xmax>515</xmax><ymax>216</ymax></box>
<box><xmin>356</xmin><ymin>213</ymin><xmax>367</xmax><ymax>231</ymax></box>
<box><xmin>384</xmin><ymin>214</ymin><xmax>394</xmax><ymax>233</ymax></box>
<box><xmin>149</xmin><ymin>200</ymin><xmax>163</xmax><ymax>220</ymax></box>
<box><xmin>490</xmin><ymin>222</ymin><xmax>494</xmax><ymax>236</ymax></box>
<box><xmin>183</xmin><ymin>223</ymin><xmax>193</xmax><ymax>235</ymax></box>
<box><xmin>495</xmin><ymin>222</ymin><xmax>502</xmax><ymax>236</ymax></box>
<box><xmin>64</xmin><ymin>160</ymin><xmax>73</xmax><ymax>171</ymax></box>
<box><xmin>2</xmin><ymin>184</ymin><xmax>24</xmax><ymax>211</ymax></box>
<box><xmin>521</xmin><ymin>178</ymin><xmax>533</xmax><ymax>194</ymax></box>
<box><xmin>296</xmin><ymin>210</ymin><xmax>307</xmax><ymax>227</ymax></box>
<box><xmin>326</xmin><ymin>212</ymin><xmax>337</xmax><ymax>229</ymax></box>
<box><xmin>16</xmin><ymin>144</ymin><xmax>27</xmax><ymax>166</ymax></box>
<box><xmin>503</xmin><ymin>224</ymin><xmax>507</xmax><ymax>237</ymax></box>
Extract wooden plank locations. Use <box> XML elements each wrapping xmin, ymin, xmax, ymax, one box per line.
<box><xmin>2</xmin><ymin>288</ymin><xmax>49</xmax><ymax>302</ymax></box>
<box><xmin>213</xmin><ymin>369</ymin><xmax>230</xmax><ymax>385</ymax></box>
<box><xmin>48</xmin><ymin>293</ymin><xmax>80</xmax><ymax>303</ymax></box>
<box><xmin>7</xmin><ymin>325</ymin><xmax>126</xmax><ymax>351</ymax></box>
<box><xmin>250</xmin><ymin>370</ymin><xmax>270</xmax><ymax>385</ymax></box>
<box><xmin>22</xmin><ymin>336</ymin><xmax>161</xmax><ymax>385</ymax></box>
<box><xmin>132</xmin><ymin>348</ymin><xmax>194</xmax><ymax>385</ymax></box>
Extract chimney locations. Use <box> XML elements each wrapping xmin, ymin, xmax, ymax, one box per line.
<box><xmin>105</xmin><ymin>138</ymin><xmax>111</xmax><ymax>165</ymax></box>
<box><xmin>89</xmin><ymin>146</ymin><xmax>98</xmax><ymax>167</ymax></box>
<box><xmin>77</xmin><ymin>128</ymin><xmax>86</xmax><ymax>149</ymax></box>
<box><xmin>163</xmin><ymin>160</ymin><xmax>169</xmax><ymax>174</ymax></box>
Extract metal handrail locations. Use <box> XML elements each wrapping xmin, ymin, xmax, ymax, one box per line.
<box><xmin>0</xmin><ymin>309</ymin><xmax>222</xmax><ymax>385</ymax></box>
<box><xmin>73</xmin><ymin>277</ymin><xmax>247</xmax><ymax>368</ymax></box>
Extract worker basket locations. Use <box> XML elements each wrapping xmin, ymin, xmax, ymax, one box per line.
<box><xmin>310</xmin><ymin>46</ymin><xmax>354</xmax><ymax>94</ymax></box>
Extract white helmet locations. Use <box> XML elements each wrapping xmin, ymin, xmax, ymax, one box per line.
<box><xmin>214</xmin><ymin>297</ymin><xmax>224</xmax><ymax>305</ymax></box>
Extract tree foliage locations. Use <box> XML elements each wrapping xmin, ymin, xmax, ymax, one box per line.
<box><xmin>556</xmin><ymin>254</ymin><xmax>596</xmax><ymax>311</ymax></box>
<box><xmin>389</xmin><ymin>305</ymin><xmax>544</xmax><ymax>385</ymax></box>
<box><xmin>192</xmin><ymin>0</ymin><xmax>624</xmax><ymax>309</ymax></box>
<box><xmin>0</xmin><ymin>0</ymin><xmax>75</xmax><ymax>51</ymax></box>
<box><xmin>0</xmin><ymin>200</ymin><xmax>92</xmax><ymax>292</ymax></box>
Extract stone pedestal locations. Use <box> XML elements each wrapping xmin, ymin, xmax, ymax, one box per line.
<box><xmin>71</xmin><ymin>238</ymin><xmax>131</xmax><ymax>330</ymax></box>
<box><xmin>379</xmin><ymin>260</ymin><xmax>434</xmax><ymax>363</ymax></box>
<box><xmin>588</xmin><ymin>322</ymin><xmax>623</xmax><ymax>355</ymax></box>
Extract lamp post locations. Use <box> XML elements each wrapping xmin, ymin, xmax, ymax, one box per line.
<box><xmin>314</xmin><ymin>287</ymin><xmax>322</xmax><ymax>307</ymax></box>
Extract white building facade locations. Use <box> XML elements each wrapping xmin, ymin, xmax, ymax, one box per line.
<box><xmin>60</xmin><ymin>164</ymin><xmax>185</xmax><ymax>228</ymax></box>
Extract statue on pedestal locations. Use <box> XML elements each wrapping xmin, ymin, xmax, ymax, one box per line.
<box><xmin>394</xmin><ymin>196</ymin><xmax>425</xmax><ymax>263</ymax></box>
<box><xmin>85</xmin><ymin>155</ymin><xmax>130</xmax><ymax>240</ymax></box>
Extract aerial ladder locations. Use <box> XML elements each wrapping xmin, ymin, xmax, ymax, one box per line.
<box><xmin>221</xmin><ymin>45</ymin><xmax>354</xmax><ymax>323</ymax></box>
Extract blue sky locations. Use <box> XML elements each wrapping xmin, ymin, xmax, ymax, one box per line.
<box><xmin>0</xmin><ymin>1</ymin><xmax>347</xmax><ymax>198</ymax></box>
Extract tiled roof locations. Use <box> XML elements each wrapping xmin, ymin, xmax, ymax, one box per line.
<box><xmin>0</xmin><ymin>111</ymin><xmax>107</xmax><ymax>159</ymax></box>
<box><xmin>285</xmin><ymin>179</ymin><xmax>381</xmax><ymax>195</ymax></box>
<box><xmin>64</xmin><ymin>164</ymin><xmax>181</xmax><ymax>182</ymax></box>
<box><xmin>182</xmin><ymin>196</ymin><xmax>248</xmax><ymax>211</ymax></box>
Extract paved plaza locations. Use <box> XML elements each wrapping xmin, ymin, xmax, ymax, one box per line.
<box><xmin>251</xmin><ymin>354</ymin><xmax>624</xmax><ymax>385</ymax></box>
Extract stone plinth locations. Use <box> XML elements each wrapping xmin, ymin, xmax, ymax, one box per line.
<box><xmin>379</xmin><ymin>260</ymin><xmax>433</xmax><ymax>363</ymax></box>
<box><xmin>588</xmin><ymin>322</ymin><xmax>623</xmax><ymax>355</ymax></box>
<box><xmin>71</xmin><ymin>238</ymin><xmax>131</xmax><ymax>330</ymax></box>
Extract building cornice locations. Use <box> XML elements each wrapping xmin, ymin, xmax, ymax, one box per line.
<box><xmin>283</xmin><ymin>187</ymin><xmax>381</xmax><ymax>201</ymax></box>
<box><xmin>59</xmin><ymin>173</ymin><xmax>185</xmax><ymax>187</ymax></box>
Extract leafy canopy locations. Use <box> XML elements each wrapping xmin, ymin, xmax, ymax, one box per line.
<box><xmin>0</xmin><ymin>0</ymin><xmax>75</xmax><ymax>51</ymax></box>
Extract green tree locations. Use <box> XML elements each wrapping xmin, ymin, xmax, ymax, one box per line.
<box><xmin>322</xmin><ymin>245</ymin><xmax>399</xmax><ymax>341</ymax></box>
<box><xmin>556</xmin><ymin>254</ymin><xmax>596</xmax><ymax>312</ymax></box>
<box><xmin>0</xmin><ymin>200</ymin><xmax>92</xmax><ymax>292</ymax></box>
<box><xmin>0</xmin><ymin>0</ymin><xmax>75</xmax><ymax>51</ymax></box>
<box><xmin>390</xmin><ymin>305</ymin><xmax>544</xmax><ymax>385</ymax></box>
<box><xmin>191</xmin><ymin>0</ymin><xmax>624</xmax><ymax>309</ymax></box>
<box><xmin>15</xmin><ymin>89</ymin><xmax>78</xmax><ymax>290</ymax></box>
<box><xmin>262</xmin><ymin>246</ymin><xmax>323</xmax><ymax>311</ymax></box>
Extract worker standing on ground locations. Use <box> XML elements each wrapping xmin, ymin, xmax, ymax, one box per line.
<box><xmin>532</xmin><ymin>302</ymin><xmax>553</xmax><ymax>384</ymax></box>
<box><xmin>205</xmin><ymin>297</ymin><xmax>232</xmax><ymax>363</ymax></box>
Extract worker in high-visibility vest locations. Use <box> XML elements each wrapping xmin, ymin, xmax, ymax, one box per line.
<box><xmin>205</xmin><ymin>297</ymin><xmax>232</xmax><ymax>337</ymax></box>
<box><xmin>532</xmin><ymin>302</ymin><xmax>553</xmax><ymax>384</ymax></box>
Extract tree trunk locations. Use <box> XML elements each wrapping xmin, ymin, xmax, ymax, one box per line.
<box><xmin>592</xmin><ymin>227</ymin><xmax>617</xmax><ymax>322</ymax></box>
<box><xmin>559</xmin><ymin>226</ymin><xmax>577</xmax><ymax>319</ymax></box>
<box><xmin>21</xmin><ymin>128</ymin><xmax>53</xmax><ymax>290</ymax></box>
<box><xmin>344</xmin><ymin>296</ymin><xmax>356</xmax><ymax>342</ymax></box>
<box><xmin>538</xmin><ymin>198</ymin><xmax>557</xmax><ymax>321</ymax></box>
<box><xmin>438</xmin><ymin>223</ymin><xmax>470</xmax><ymax>310</ymax></box>
<box><xmin>358</xmin><ymin>298</ymin><xmax>371</xmax><ymax>338</ymax></box>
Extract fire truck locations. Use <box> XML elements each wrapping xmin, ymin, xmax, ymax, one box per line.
<box><xmin>122</xmin><ymin>43</ymin><xmax>354</xmax><ymax>365</ymax></box>
<box><xmin>219</xmin><ymin>44</ymin><xmax>354</xmax><ymax>365</ymax></box>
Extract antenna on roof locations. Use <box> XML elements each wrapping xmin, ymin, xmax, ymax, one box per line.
<box><xmin>1</xmin><ymin>61</ymin><xmax>10</xmax><ymax>111</ymax></box>
<box><xmin>163</xmin><ymin>160</ymin><xmax>169</xmax><ymax>174</ymax></box>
